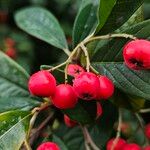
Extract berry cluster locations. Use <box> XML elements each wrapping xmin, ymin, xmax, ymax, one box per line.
<box><xmin>28</xmin><ymin>64</ymin><xmax>114</xmax><ymax>110</ymax></box>
<box><xmin>107</xmin><ymin>138</ymin><xmax>141</xmax><ymax>150</ymax></box>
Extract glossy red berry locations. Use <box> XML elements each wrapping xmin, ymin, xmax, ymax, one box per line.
<box><xmin>106</xmin><ymin>138</ymin><xmax>126</xmax><ymax>150</ymax></box>
<box><xmin>145</xmin><ymin>123</ymin><xmax>150</xmax><ymax>139</ymax></box>
<box><xmin>67</xmin><ymin>64</ymin><xmax>85</xmax><ymax>77</ymax></box>
<box><xmin>96</xmin><ymin>102</ymin><xmax>103</xmax><ymax>119</ymax></box>
<box><xmin>144</xmin><ymin>146</ymin><xmax>150</xmax><ymax>150</ymax></box>
<box><xmin>123</xmin><ymin>39</ymin><xmax>150</xmax><ymax>70</ymax></box>
<box><xmin>28</xmin><ymin>70</ymin><xmax>56</xmax><ymax>97</ymax></box>
<box><xmin>73</xmin><ymin>72</ymin><xmax>100</xmax><ymax>100</ymax></box>
<box><xmin>5</xmin><ymin>48</ymin><xmax>16</xmax><ymax>59</ymax></box>
<box><xmin>51</xmin><ymin>84</ymin><xmax>78</xmax><ymax>109</ymax></box>
<box><xmin>37</xmin><ymin>142</ymin><xmax>60</xmax><ymax>150</ymax></box>
<box><xmin>122</xmin><ymin>143</ymin><xmax>141</xmax><ymax>150</ymax></box>
<box><xmin>64</xmin><ymin>115</ymin><xmax>77</xmax><ymax>127</ymax></box>
<box><xmin>97</xmin><ymin>76</ymin><xmax>114</xmax><ymax>100</ymax></box>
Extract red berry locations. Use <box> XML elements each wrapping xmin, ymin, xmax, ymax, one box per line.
<box><xmin>28</xmin><ymin>70</ymin><xmax>56</xmax><ymax>97</ymax></box>
<box><xmin>97</xmin><ymin>76</ymin><xmax>114</xmax><ymax>100</ymax></box>
<box><xmin>51</xmin><ymin>84</ymin><xmax>78</xmax><ymax>109</ymax></box>
<box><xmin>106</xmin><ymin>138</ymin><xmax>126</xmax><ymax>150</ymax></box>
<box><xmin>73</xmin><ymin>72</ymin><xmax>100</xmax><ymax>100</ymax></box>
<box><xmin>5</xmin><ymin>48</ymin><xmax>16</xmax><ymax>59</ymax></box>
<box><xmin>67</xmin><ymin>64</ymin><xmax>85</xmax><ymax>77</ymax></box>
<box><xmin>123</xmin><ymin>39</ymin><xmax>150</xmax><ymax>70</ymax></box>
<box><xmin>144</xmin><ymin>146</ymin><xmax>150</xmax><ymax>150</ymax></box>
<box><xmin>96</xmin><ymin>102</ymin><xmax>102</xmax><ymax>119</ymax></box>
<box><xmin>145</xmin><ymin>123</ymin><xmax>150</xmax><ymax>139</ymax></box>
<box><xmin>122</xmin><ymin>143</ymin><xmax>141</xmax><ymax>150</ymax></box>
<box><xmin>37</xmin><ymin>142</ymin><xmax>60</xmax><ymax>150</ymax></box>
<box><xmin>64</xmin><ymin>115</ymin><xmax>77</xmax><ymax>127</ymax></box>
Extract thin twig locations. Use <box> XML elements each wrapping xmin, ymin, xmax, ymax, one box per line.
<box><xmin>24</xmin><ymin>139</ymin><xmax>32</xmax><ymax>150</ymax></box>
<box><xmin>135</xmin><ymin>113</ymin><xmax>149</xmax><ymax>146</ymax></box>
<box><xmin>139</xmin><ymin>108</ymin><xmax>150</xmax><ymax>113</ymax></box>
<box><xmin>80</xmin><ymin>43</ymin><xmax>90</xmax><ymax>72</ymax></box>
<box><xmin>111</xmin><ymin>108</ymin><xmax>122</xmax><ymax>150</ymax></box>
<box><xmin>84</xmin><ymin>33</ymin><xmax>137</xmax><ymax>45</ymax></box>
<box><xmin>29</xmin><ymin>112</ymin><xmax>54</xmax><ymax>146</ymax></box>
<box><xmin>80</xmin><ymin>125</ymin><xmax>100</xmax><ymax>150</ymax></box>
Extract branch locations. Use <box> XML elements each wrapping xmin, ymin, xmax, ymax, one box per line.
<box><xmin>111</xmin><ymin>108</ymin><xmax>122</xmax><ymax>150</ymax></box>
<box><xmin>139</xmin><ymin>108</ymin><xmax>150</xmax><ymax>113</ymax></box>
<box><xmin>80</xmin><ymin>125</ymin><xmax>100</xmax><ymax>150</ymax></box>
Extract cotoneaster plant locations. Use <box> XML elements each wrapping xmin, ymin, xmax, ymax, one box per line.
<box><xmin>0</xmin><ymin>1</ymin><xmax>150</xmax><ymax>150</ymax></box>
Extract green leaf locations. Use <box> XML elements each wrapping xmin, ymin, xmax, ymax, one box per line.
<box><xmin>62</xmin><ymin>100</ymin><xmax>97</xmax><ymax>124</ymax></box>
<box><xmin>96</xmin><ymin>0</ymin><xmax>117</xmax><ymax>32</ymax></box>
<box><xmin>72</xmin><ymin>0</ymin><xmax>99</xmax><ymax>47</ymax></box>
<box><xmin>0</xmin><ymin>97</ymin><xmax>40</xmax><ymax>113</ymax></box>
<box><xmin>0</xmin><ymin>51</ymin><xmax>29</xmax><ymax>97</ymax></box>
<box><xmin>53</xmin><ymin>125</ymin><xmax>84</xmax><ymax>150</ymax></box>
<box><xmin>53</xmin><ymin>101</ymin><xmax>117</xmax><ymax>150</ymax></box>
<box><xmin>89</xmin><ymin>101</ymin><xmax>118</xmax><ymax>149</ymax></box>
<box><xmin>0</xmin><ymin>110</ymin><xmax>31</xmax><ymax>150</ymax></box>
<box><xmin>92</xmin><ymin>62</ymin><xmax>150</xmax><ymax>100</ymax></box>
<box><xmin>89</xmin><ymin>19</ymin><xmax>150</xmax><ymax>62</ymax></box>
<box><xmin>96</xmin><ymin>0</ymin><xmax>144</xmax><ymax>34</ymax></box>
<box><xmin>15</xmin><ymin>7</ymin><xmax>68</xmax><ymax>50</ymax></box>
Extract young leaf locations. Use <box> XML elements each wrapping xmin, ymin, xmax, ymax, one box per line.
<box><xmin>15</xmin><ymin>7</ymin><xmax>68</xmax><ymax>50</ymax></box>
<box><xmin>72</xmin><ymin>0</ymin><xmax>99</xmax><ymax>47</ymax></box>
<box><xmin>0</xmin><ymin>110</ymin><xmax>31</xmax><ymax>150</ymax></box>
<box><xmin>96</xmin><ymin>0</ymin><xmax>144</xmax><ymax>34</ymax></box>
<box><xmin>92</xmin><ymin>62</ymin><xmax>150</xmax><ymax>100</ymax></box>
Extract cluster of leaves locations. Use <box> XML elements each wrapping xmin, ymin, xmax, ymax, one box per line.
<box><xmin>0</xmin><ymin>0</ymin><xmax>150</xmax><ymax>150</ymax></box>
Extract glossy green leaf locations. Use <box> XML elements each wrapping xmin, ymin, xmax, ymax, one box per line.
<box><xmin>96</xmin><ymin>0</ymin><xmax>116</xmax><ymax>32</ymax></box>
<box><xmin>0</xmin><ymin>51</ymin><xmax>29</xmax><ymax>97</ymax></box>
<box><xmin>89</xmin><ymin>101</ymin><xmax>118</xmax><ymax>149</ymax></box>
<box><xmin>89</xmin><ymin>19</ymin><xmax>150</xmax><ymax>62</ymax></box>
<box><xmin>53</xmin><ymin>125</ymin><xmax>84</xmax><ymax>150</ymax></box>
<box><xmin>15</xmin><ymin>7</ymin><xmax>68</xmax><ymax>50</ymax></box>
<box><xmin>92</xmin><ymin>62</ymin><xmax>150</xmax><ymax>100</ymax></box>
<box><xmin>54</xmin><ymin>101</ymin><xmax>117</xmax><ymax>150</ymax></box>
<box><xmin>62</xmin><ymin>100</ymin><xmax>97</xmax><ymax>124</ymax></box>
<box><xmin>0</xmin><ymin>110</ymin><xmax>31</xmax><ymax>150</ymax></box>
<box><xmin>0</xmin><ymin>97</ymin><xmax>40</xmax><ymax>113</ymax></box>
<box><xmin>72</xmin><ymin>0</ymin><xmax>99</xmax><ymax>47</ymax></box>
<box><xmin>96</xmin><ymin>0</ymin><xmax>143</xmax><ymax>34</ymax></box>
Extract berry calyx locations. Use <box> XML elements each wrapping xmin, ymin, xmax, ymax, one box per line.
<box><xmin>122</xmin><ymin>143</ymin><xmax>141</xmax><ymax>150</ymax></box>
<box><xmin>28</xmin><ymin>70</ymin><xmax>56</xmax><ymax>97</ymax></box>
<box><xmin>123</xmin><ymin>39</ymin><xmax>150</xmax><ymax>70</ymax></box>
<box><xmin>106</xmin><ymin>138</ymin><xmax>126</xmax><ymax>150</ymax></box>
<box><xmin>144</xmin><ymin>146</ymin><xmax>150</xmax><ymax>150</ymax></box>
<box><xmin>5</xmin><ymin>38</ymin><xmax>15</xmax><ymax>48</ymax></box>
<box><xmin>37</xmin><ymin>142</ymin><xmax>60</xmax><ymax>150</ymax></box>
<box><xmin>145</xmin><ymin>123</ymin><xmax>150</xmax><ymax>139</ymax></box>
<box><xmin>73</xmin><ymin>72</ymin><xmax>100</xmax><ymax>100</ymax></box>
<box><xmin>64</xmin><ymin>115</ymin><xmax>77</xmax><ymax>127</ymax></box>
<box><xmin>97</xmin><ymin>75</ymin><xmax>114</xmax><ymax>100</ymax></box>
<box><xmin>96</xmin><ymin>102</ymin><xmax>103</xmax><ymax>119</ymax></box>
<box><xmin>51</xmin><ymin>84</ymin><xmax>78</xmax><ymax>109</ymax></box>
<box><xmin>67</xmin><ymin>64</ymin><xmax>85</xmax><ymax>77</ymax></box>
